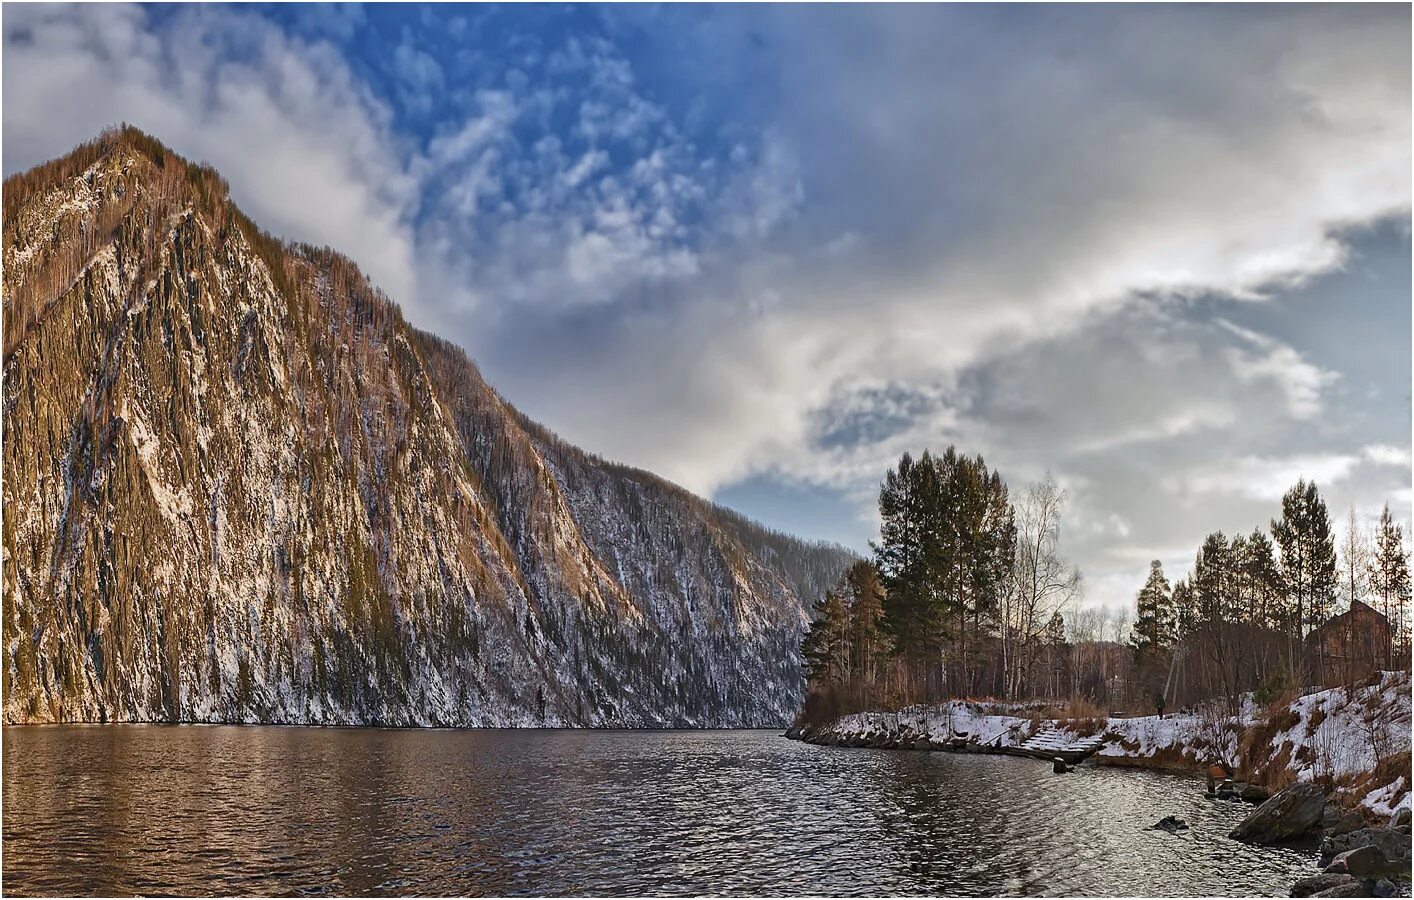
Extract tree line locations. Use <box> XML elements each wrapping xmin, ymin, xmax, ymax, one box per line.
<box><xmin>800</xmin><ymin>448</ymin><xmax>1410</xmax><ymax>722</ymax></box>
<box><xmin>800</xmin><ymin>447</ymin><xmax>1081</xmax><ymax>721</ymax></box>
<box><xmin>1131</xmin><ymin>481</ymin><xmax>1410</xmax><ymax>710</ymax></box>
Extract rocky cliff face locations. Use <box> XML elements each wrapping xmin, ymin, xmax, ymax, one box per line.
<box><xmin>1</xmin><ymin>128</ymin><xmax>853</xmax><ymax>727</ymax></box>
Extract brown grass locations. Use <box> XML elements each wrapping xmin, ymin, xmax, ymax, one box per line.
<box><xmin>1268</xmin><ymin>705</ymin><xmax>1301</xmax><ymax>733</ymax></box>
<box><xmin>1066</xmin><ymin>717</ymin><xmax>1108</xmax><ymax>737</ymax></box>
<box><xmin>1332</xmin><ymin>750</ymin><xmax>1411</xmax><ymax>815</ymax></box>
<box><xmin>1305</xmin><ymin>705</ymin><xmax>1327</xmax><ymax>736</ymax></box>
<box><xmin>1095</xmin><ymin>745</ymin><xmax>1203</xmax><ymax>774</ymax></box>
<box><xmin>1371</xmin><ymin>749</ymin><xmax>1412</xmax><ymax>785</ymax></box>
<box><xmin>1236</xmin><ymin>695</ymin><xmax>1303</xmax><ymax>788</ymax></box>
<box><xmin>1062</xmin><ymin>695</ymin><xmax>1106</xmax><ymax>719</ymax></box>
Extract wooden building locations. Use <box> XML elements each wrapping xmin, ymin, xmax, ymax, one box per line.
<box><xmin>1305</xmin><ymin>599</ymin><xmax>1392</xmax><ymax>687</ymax></box>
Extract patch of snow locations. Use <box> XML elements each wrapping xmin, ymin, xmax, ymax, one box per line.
<box><xmin>120</xmin><ymin>399</ymin><xmax>193</xmax><ymax>524</ymax></box>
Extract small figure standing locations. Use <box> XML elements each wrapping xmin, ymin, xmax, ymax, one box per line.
<box><xmin>1155</xmin><ymin>692</ymin><xmax>1166</xmax><ymax>719</ymax></box>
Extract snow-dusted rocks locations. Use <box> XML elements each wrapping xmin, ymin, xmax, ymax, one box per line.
<box><xmin>1021</xmin><ymin>723</ymin><xmax>1105</xmax><ymax>762</ymax></box>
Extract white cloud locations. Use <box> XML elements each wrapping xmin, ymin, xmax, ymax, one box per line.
<box><xmin>2</xmin><ymin>4</ymin><xmax>422</xmax><ymax>312</ymax></box>
<box><xmin>1168</xmin><ymin>453</ymin><xmax>1363</xmax><ymax>502</ymax></box>
<box><xmin>488</xmin><ymin>5</ymin><xmax>1408</xmax><ymax>505</ymax></box>
<box><xmin>5</xmin><ymin>4</ymin><xmax>1409</xmax><ymax>616</ymax></box>
<box><xmin>1212</xmin><ymin>318</ymin><xmax>1343</xmax><ymax>422</ymax></box>
<box><xmin>406</xmin><ymin>40</ymin><xmax>793</xmax><ymax>320</ymax></box>
<box><xmin>1363</xmin><ymin>444</ymin><xmax>1413</xmax><ymax>468</ymax></box>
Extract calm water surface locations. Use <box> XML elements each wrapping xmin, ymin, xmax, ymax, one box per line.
<box><xmin>4</xmin><ymin>726</ymin><xmax>1317</xmax><ymax>896</ymax></box>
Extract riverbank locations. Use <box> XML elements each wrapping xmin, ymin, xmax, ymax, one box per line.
<box><xmin>787</xmin><ymin>670</ymin><xmax>1411</xmax><ymax>821</ymax></box>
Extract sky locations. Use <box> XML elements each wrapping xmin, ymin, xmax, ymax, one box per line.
<box><xmin>4</xmin><ymin>3</ymin><xmax>1411</xmax><ymax>612</ymax></box>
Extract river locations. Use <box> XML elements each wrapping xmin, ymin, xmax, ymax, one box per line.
<box><xmin>3</xmin><ymin>726</ymin><xmax>1317</xmax><ymax>896</ymax></box>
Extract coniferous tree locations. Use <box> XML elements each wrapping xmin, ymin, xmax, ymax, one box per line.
<box><xmin>1272</xmin><ymin>479</ymin><xmax>1338</xmax><ymax>680</ymax></box>
<box><xmin>801</xmin><ymin>590</ymin><xmax>851</xmax><ymax>687</ymax></box>
<box><xmin>845</xmin><ymin>562</ymin><xmax>887</xmax><ymax>679</ymax></box>
<box><xmin>1241</xmin><ymin>528</ymin><xmax>1284</xmax><ymax>631</ymax></box>
<box><xmin>1230</xmin><ymin>532</ymin><xmax>1251</xmax><ymax>621</ymax></box>
<box><xmin>1131</xmin><ymin>560</ymin><xmax>1173</xmax><ymax>653</ymax></box>
<box><xmin>1192</xmin><ymin>532</ymin><xmax>1242</xmax><ymax>702</ymax></box>
<box><xmin>1368</xmin><ymin>504</ymin><xmax>1411</xmax><ymax>666</ymax></box>
<box><xmin>1171</xmin><ymin>577</ymin><xmax>1197</xmax><ymax>640</ymax></box>
<box><xmin>1239</xmin><ymin>527</ymin><xmax>1288</xmax><ymax>684</ymax></box>
<box><xmin>958</xmin><ymin>465</ymin><xmax>1015</xmax><ymax>695</ymax></box>
<box><xmin>1192</xmin><ymin>533</ymin><xmax>1234</xmax><ymax>625</ymax></box>
<box><xmin>875</xmin><ymin>451</ymin><xmax>935</xmax><ymax>666</ymax></box>
<box><xmin>1129</xmin><ymin>560</ymin><xmax>1174</xmax><ymax>707</ymax></box>
<box><xmin>872</xmin><ymin>447</ymin><xmax>1017</xmax><ymax>700</ymax></box>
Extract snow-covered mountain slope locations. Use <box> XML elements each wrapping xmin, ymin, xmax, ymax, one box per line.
<box><xmin>1</xmin><ymin>128</ymin><xmax>854</xmax><ymax>727</ymax></box>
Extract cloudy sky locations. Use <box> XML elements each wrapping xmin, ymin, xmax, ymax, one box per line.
<box><xmin>4</xmin><ymin>3</ymin><xmax>1410</xmax><ymax>610</ymax></box>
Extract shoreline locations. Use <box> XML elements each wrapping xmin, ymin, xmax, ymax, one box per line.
<box><xmin>785</xmin><ymin>671</ymin><xmax>1412</xmax><ymax>824</ymax></box>
<box><xmin>785</xmin><ymin>718</ymin><xmax>1221</xmax><ymax>778</ymax></box>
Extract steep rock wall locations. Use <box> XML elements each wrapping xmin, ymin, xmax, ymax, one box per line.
<box><xmin>2</xmin><ymin>129</ymin><xmax>854</xmax><ymax>727</ymax></box>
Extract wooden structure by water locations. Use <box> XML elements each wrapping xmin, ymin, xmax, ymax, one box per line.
<box><xmin>1001</xmin><ymin>724</ymin><xmax>1105</xmax><ymax>764</ymax></box>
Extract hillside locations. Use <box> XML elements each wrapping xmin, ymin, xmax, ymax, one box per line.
<box><xmin>0</xmin><ymin>127</ymin><xmax>854</xmax><ymax>727</ymax></box>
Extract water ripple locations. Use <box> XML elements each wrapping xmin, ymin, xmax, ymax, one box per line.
<box><xmin>4</xmin><ymin>726</ymin><xmax>1316</xmax><ymax>896</ymax></box>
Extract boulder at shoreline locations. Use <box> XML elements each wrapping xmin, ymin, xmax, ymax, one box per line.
<box><xmin>1291</xmin><ymin>872</ymin><xmax>1357</xmax><ymax>897</ymax></box>
<box><xmin>1230</xmin><ymin>782</ymin><xmax>1326</xmax><ymax>844</ymax></box>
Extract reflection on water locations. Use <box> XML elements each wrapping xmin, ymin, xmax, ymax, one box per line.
<box><xmin>3</xmin><ymin>726</ymin><xmax>1316</xmax><ymax>896</ymax></box>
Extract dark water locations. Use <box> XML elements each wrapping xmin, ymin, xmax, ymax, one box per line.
<box><xmin>4</xmin><ymin>726</ymin><xmax>1317</xmax><ymax>896</ymax></box>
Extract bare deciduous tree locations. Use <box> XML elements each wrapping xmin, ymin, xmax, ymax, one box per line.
<box><xmin>1001</xmin><ymin>474</ymin><xmax>1081</xmax><ymax>699</ymax></box>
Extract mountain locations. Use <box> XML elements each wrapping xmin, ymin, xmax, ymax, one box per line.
<box><xmin>1</xmin><ymin>127</ymin><xmax>854</xmax><ymax>727</ymax></box>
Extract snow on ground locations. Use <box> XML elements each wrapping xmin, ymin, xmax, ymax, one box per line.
<box><xmin>824</xmin><ymin>671</ymin><xmax>1411</xmax><ymax>817</ymax></box>
<box><xmin>1364</xmin><ymin>777</ymin><xmax>1409</xmax><ymax>818</ymax></box>
<box><xmin>832</xmin><ymin>702</ymin><xmax>1032</xmax><ymax>748</ymax></box>
<box><xmin>1089</xmin><ymin>711</ymin><xmax>1237</xmax><ymax>763</ymax></box>
<box><xmin>1268</xmin><ymin>671</ymin><xmax>1410</xmax><ymax>782</ymax></box>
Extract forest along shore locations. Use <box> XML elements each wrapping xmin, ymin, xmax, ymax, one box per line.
<box><xmin>786</xmin><ymin>670</ymin><xmax>1411</xmax><ymax>822</ymax></box>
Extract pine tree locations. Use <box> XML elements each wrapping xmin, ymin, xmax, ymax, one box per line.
<box><xmin>1193</xmin><ymin>532</ymin><xmax>1235</xmax><ymax>625</ymax></box>
<box><xmin>801</xmin><ymin>590</ymin><xmax>851</xmax><ymax>687</ymax></box>
<box><xmin>1239</xmin><ymin>527</ymin><xmax>1288</xmax><ymax>683</ymax></box>
<box><xmin>1272</xmin><ymin>479</ymin><xmax>1338</xmax><ymax>680</ymax></box>
<box><xmin>1171</xmin><ymin>577</ymin><xmax>1197</xmax><ymax>640</ymax></box>
<box><xmin>843</xmin><ymin>560</ymin><xmax>886</xmax><ymax>685</ymax></box>
<box><xmin>1368</xmin><ymin>503</ymin><xmax>1411</xmax><ymax>665</ymax></box>
<box><xmin>1130</xmin><ymin>560</ymin><xmax>1173</xmax><ymax>653</ymax></box>
<box><xmin>872</xmin><ymin>446</ymin><xmax>1017</xmax><ymax>699</ymax></box>
<box><xmin>874</xmin><ymin>451</ymin><xmax>935</xmax><ymax>665</ymax></box>
<box><xmin>1192</xmin><ymin>532</ymin><xmax>1244</xmax><ymax>700</ymax></box>
<box><xmin>1241</xmin><ymin>528</ymin><xmax>1284</xmax><ymax>630</ymax></box>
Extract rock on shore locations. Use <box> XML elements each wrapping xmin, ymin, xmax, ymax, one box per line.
<box><xmin>1229</xmin><ymin>783</ymin><xmax>1328</xmax><ymax>844</ymax></box>
<box><xmin>1288</xmin><ymin>813</ymin><xmax>1413</xmax><ymax>897</ymax></box>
